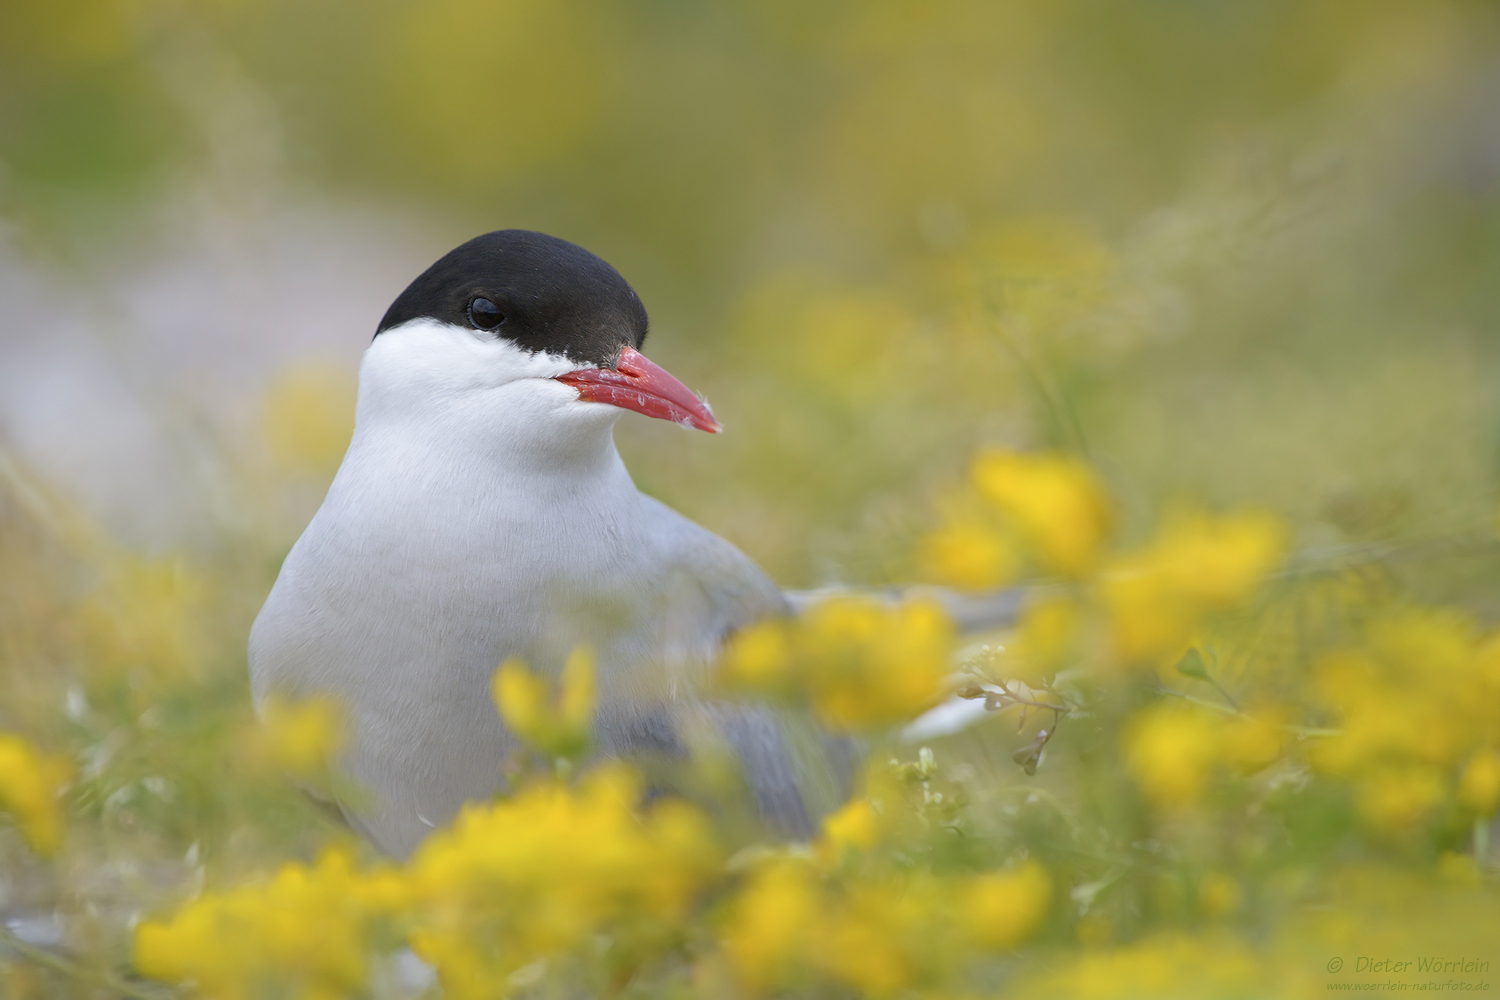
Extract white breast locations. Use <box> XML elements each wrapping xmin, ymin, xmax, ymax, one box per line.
<box><xmin>249</xmin><ymin>321</ymin><xmax>786</xmax><ymax>855</ymax></box>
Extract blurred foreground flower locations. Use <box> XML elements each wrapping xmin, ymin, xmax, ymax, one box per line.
<box><xmin>135</xmin><ymin>765</ymin><xmax>720</xmax><ymax>999</ymax></box>
<box><xmin>1103</xmin><ymin>510</ymin><xmax>1285</xmax><ymax>665</ymax></box>
<box><xmin>134</xmin><ymin>848</ymin><xmax>400</xmax><ymax>999</ymax></box>
<box><xmin>720</xmin><ymin>597</ymin><xmax>953</xmax><ymax>730</ymax></box>
<box><xmin>1458</xmin><ymin>750</ymin><xmax>1500</xmax><ymax>815</ymax></box>
<box><xmin>409</xmin><ymin>765</ymin><xmax>719</xmax><ymax>997</ymax></box>
<box><xmin>259</xmin><ymin>693</ymin><xmax>346</xmax><ymax>784</ymax></box>
<box><xmin>1005</xmin><ymin>594</ymin><xmax>1081</xmax><ymax>683</ymax></box>
<box><xmin>1123</xmin><ymin>702</ymin><xmax>1290</xmax><ymax>809</ymax></box>
<box><xmin>1123</xmin><ymin>705</ymin><xmax>1224</xmax><ymax>808</ymax></box>
<box><xmin>1310</xmin><ymin>609</ymin><xmax>1500</xmax><ymax>830</ymax></box>
<box><xmin>972</xmin><ymin>450</ymin><xmax>1112</xmax><ymax>576</ymax></box>
<box><xmin>0</xmin><ymin>732</ymin><xmax>71</xmax><ymax>855</ymax></box>
<box><xmin>723</xmin><ymin>860</ymin><xmax>821</xmax><ymax>991</ymax></box>
<box><xmin>724</xmin><ymin>857</ymin><xmax>1051</xmax><ymax>996</ymax></box>
<box><xmin>919</xmin><ymin>449</ymin><xmax>1111</xmax><ymax>588</ymax></box>
<box><xmin>819</xmin><ymin>797</ymin><xmax>880</xmax><ymax>858</ymax></box>
<box><xmin>917</xmin><ymin>515</ymin><xmax>1017</xmax><ymax>589</ymax></box>
<box><xmin>492</xmin><ymin>644</ymin><xmax>595</xmax><ymax>759</ymax></box>
<box><xmin>1014</xmin><ymin>934</ymin><xmax>1263</xmax><ymax>999</ymax></box>
<box><xmin>965</xmin><ymin>861</ymin><xmax>1053</xmax><ymax>949</ymax></box>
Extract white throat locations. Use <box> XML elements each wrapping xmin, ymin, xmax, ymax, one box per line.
<box><xmin>354</xmin><ymin>317</ymin><xmax>625</xmax><ymax>478</ymax></box>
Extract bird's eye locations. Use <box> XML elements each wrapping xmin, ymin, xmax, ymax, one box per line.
<box><xmin>468</xmin><ymin>297</ymin><xmax>504</xmax><ymax>330</ymax></box>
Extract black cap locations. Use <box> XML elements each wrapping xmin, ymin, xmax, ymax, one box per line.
<box><xmin>376</xmin><ymin>230</ymin><xmax>649</xmax><ymax>368</ymax></box>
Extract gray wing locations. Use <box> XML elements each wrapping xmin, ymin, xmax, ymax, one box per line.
<box><xmin>629</xmin><ymin>497</ymin><xmax>854</xmax><ymax>839</ymax></box>
<box><xmin>648</xmin><ymin>518</ymin><xmax>1027</xmax><ymax>838</ymax></box>
<box><xmin>784</xmin><ymin>584</ymin><xmax>1024</xmax><ymax>633</ymax></box>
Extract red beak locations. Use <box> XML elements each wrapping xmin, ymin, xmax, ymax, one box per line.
<box><xmin>554</xmin><ymin>346</ymin><xmax>721</xmax><ymax>433</ymax></box>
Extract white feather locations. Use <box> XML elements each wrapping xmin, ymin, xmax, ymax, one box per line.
<box><xmin>250</xmin><ymin>319</ymin><xmax>788</xmax><ymax>856</ymax></box>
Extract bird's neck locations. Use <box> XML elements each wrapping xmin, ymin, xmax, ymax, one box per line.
<box><xmin>356</xmin><ymin>362</ymin><xmax>635</xmax><ymax>472</ymax></box>
<box><xmin>348</xmin><ymin>419</ymin><xmax>630</xmax><ymax>500</ymax></box>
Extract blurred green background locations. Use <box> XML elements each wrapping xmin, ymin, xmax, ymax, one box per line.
<box><xmin>3</xmin><ymin>0</ymin><xmax>1500</xmax><ymax>593</ymax></box>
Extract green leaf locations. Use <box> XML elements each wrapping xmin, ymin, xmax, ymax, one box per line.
<box><xmin>1175</xmin><ymin>648</ymin><xmax>1210</xmax><ymax>680</ymax></box>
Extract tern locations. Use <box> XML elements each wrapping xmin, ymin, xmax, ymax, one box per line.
<box><xmin>250</xmin><ymin>230</ymin><xmax>837</xmax><ymax>857</ymax></box>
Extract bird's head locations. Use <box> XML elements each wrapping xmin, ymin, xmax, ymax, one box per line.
<box><xmin>363</xmin><ymin>230</ymin><xmax>720</xmax><ymax>444</ymax></box>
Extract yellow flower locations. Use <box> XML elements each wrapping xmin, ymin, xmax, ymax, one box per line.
<box><xmin>720</xmin><ymin>597</ymin><xmax>955</xmax><ymax>730</ymax></box>
<box><xmin>723</xmin><ymin>860</ymin><xmax>821</xmax><ymax>991</ymax></box>
<box><xmin>408</xmin><ymin>765</ymin><xmax>720</xmax><ymax>993</ymax></box>
<box><xmin>1100</xmin><ymin>566</ymin><xmax>1195</xmax><ymax>666</ymax></box>
<box><xmin>135</xmin><ymin>849</ymin><xmax>390</xmax><ymax>998</ymax></box>
<box><xmin>494</xmin><ymin>660</ymin><xmax>547</xmax><ymax>734</ymax></box>
<box><xmin>558</xmin><ymin>645</ymin><xmax>596</xmax><ymax>733</ymax></box>
<box><xmin>1016</xmin><ymin>935</ymin><xmax>1263</xmax><ymax>998</ymax></box>
<box><xmin>720</xmin><ymin>620</ymin><xmax>792</xmax><ymax>689</ymax></box>
<box><xmin>0</xmin><ymin>733</ymin><xmax>71</xmax><ymax>855</ymax></box>
<box><xmin>1356</xmin><ymin>765</ymin><xmax>1447</xmax><ymax>832</ymax></box>
<box><xmin>917</xmin><ymin>517</ymin><xmax>1017</xmax><ymax>590</ymax></box>
<box><xmin>1102</xmin><ymin>510</ymin><xmax>1285</xmax><ymax>666</ymax></box>
<box><xmin>1197</xmin><ymin>874</ymin><xmax>1242</xmax><ymax>917</ymax></box>
<box><xmin>804</xmin><ymin>598</ymin><xmax>954</xmax><ymax>729</ymax></box>
<box><xmin>820</xmin><ymin>798</ymin><xmax>880</xmax><ymax>857</ymax></box>
<box><xmin>1008</xmin><ymin>595</ymin><xmax>1080</xmax><ymax>683</ymax></box>
<box><xmin>1457</xmin><ymin>750</ymin><xmax>1500</xmax><ymax>815</ymax></box>
<box><xmin>1309</xmin><ymin>652</ymin><xmax>1407</xmax><ymax>775</ymax></box>
<box><xmin>818</xmin><ymin>880</ymin><xmax>935</xmax><ymax>996</ymax></box>
<box><xmin>1123</xmin><ymin>707</ymin><xmax>1221</xmax><ymax>807</ymax></box>
<box><xmin>1310</xmin><ymin>610</ymin><xmax>1498</xmax><ymax>824</ymax></box>
<box><xmin>1219</xmin><ymin>709</ymin><xmax>1286</xmax><ymax>774</ymax></box>
<box><xmin>492</xmin><ymin>645</ymin><xmax>595</xmax><ymax>759</ymax></box>
<box><xmin>729</xmin><ymin>864</ymin><xmax>1054</xmax><ymax>995</ymax></box>
<box><xmin>259</xmin><ymin>694</ymin><xmax>346</xmax><ymax>782</ymax></box>
<box><xmin>972</xmin><ymin>450</ymin><xmax>1112</xmax><ymax>576</ymax></box>
<box><xmin>965</xmin><ymin>861</ymin><xmax>1051</xmax><ymax>949</ymax></box>
<box><xmin>1149</xmin><ymin>511</ymin><xmax>1285</xmax><ymax>607</ymax></box>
